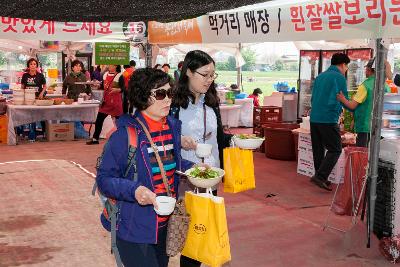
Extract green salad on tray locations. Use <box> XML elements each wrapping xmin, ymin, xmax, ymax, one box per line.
<box><xmin>189</xmin><ymin>167</ymin><xmax>219</xmax><ymax>179</ymax></box>
<box><xmin>235</xmin><ymin>134</ymin><xmax>263</xmax><ymax>139</ymax></box>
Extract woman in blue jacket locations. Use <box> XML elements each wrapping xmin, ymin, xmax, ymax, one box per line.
<box><xmin>96</xmin><ymin>68</ymin><xmax>194</xmax><ymax>267</ymax></box>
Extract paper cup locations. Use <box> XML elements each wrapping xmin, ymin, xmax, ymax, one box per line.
<box><xmin>154</xmin><ymin>196</ymin><xmax>176</xmax><ymax>216</ymax></box>
<box><xmin>195</xmin><ymin>143</ymin><xmax>212</xmax><ymax>158</ymax></box>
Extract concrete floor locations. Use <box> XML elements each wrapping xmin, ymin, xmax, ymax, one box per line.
<box><xmin>0</xmin><ymin>135</ymin><xmax>392</xmax><ymax>267</ymax></box>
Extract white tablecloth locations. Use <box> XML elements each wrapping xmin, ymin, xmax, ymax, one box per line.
<box><xmin>7</xmin><ymin>103</ymin><xmax>99</xmax><ymax>145</ymax></box>
<box><xmin>234</xmin><ymin>98</ymin><xmax>254</xmax><ymax>127</ymax></box>
<box><xmin>220</xmin><ymin>104</ymin><xmax>242</xmax><ymax>128</ymax></box>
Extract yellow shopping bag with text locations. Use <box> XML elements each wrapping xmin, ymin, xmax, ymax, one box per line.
<box><xmin>223</xmin><ymin>147</ymin><xmax>255</xmax><ymax>193</ymax></box>
<box><xmin>181</xmin><ymin>190</ymin><xmax>231</xmax><ymax>267</ymax></box>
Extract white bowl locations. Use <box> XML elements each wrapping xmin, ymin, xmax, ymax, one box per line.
<box><xmin>233</xmin><ymin>136</ymin><xmax>265</xmax><ymax>150</ymax></box>
<box><xmin>185</xmin><ymin>167</ymin><xmax>224</xmax><ymax>188</ymax></box>
<box><xmin>195</xmin><ymin>143</ymin><xmax>212</xmax><ymax>158</ymax></box>
<box><xmin>154</xmin><ymin>196</ymin><xmax>176</xmax><ymax>216</ymax></box>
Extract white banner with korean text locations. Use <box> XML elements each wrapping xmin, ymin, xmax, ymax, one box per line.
<box><xmin>0</xmin><ymin>18</ymin><xmax>147</xmax><ymax>42</ymax></box>
<box><xmin>148</xmin><ymin>0</ymin><xmax>400</xmax><ymax>44</ymax></box>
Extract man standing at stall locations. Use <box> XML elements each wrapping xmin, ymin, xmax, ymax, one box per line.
<box><xmin>310</xmin><ymin>53</ymin><xmax>350</xmax><ymax>191</ymax></box>
<box><xmin>337</xmin><ymin>58</ymin><xmax>391</xmax><ymax>147</ymax></box>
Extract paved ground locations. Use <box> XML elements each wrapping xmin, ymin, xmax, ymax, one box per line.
<box><xmin>0</xmin><ymin>137</ymin><xmax>392</xmax><ymax>267</ymax></box>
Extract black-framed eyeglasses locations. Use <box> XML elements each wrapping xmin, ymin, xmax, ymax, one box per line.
<box><xmin>150</xmin><ymin>88</ymin><xmax>173</xmax><ymax>100</ymax></box>
<box><xmin>195</xmin><ymin>71</ymin><xmax>218</xmax><ymax>81</ymax></box>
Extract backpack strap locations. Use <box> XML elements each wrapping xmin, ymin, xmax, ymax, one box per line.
<box><xmin>110</xmin><ymin>204</ymin><xmax>123</xmax><ymax>267</ymax></box>
<box><xmin>124</xmin><ymin>126</ymin><xmax>138</xmax><ymax>181</ymax></box>
<box><xmin>92</xmin><ymin>126</ymin><xmax>138</xmax><ymax>196</ymax></box>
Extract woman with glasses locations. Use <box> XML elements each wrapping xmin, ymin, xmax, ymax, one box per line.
<box><xmin>170</xmin><ymin>50</ymin><xmax>232</xmax><ymax>267</ymax></box>
<box><xmin>96</xmin><ymin>68</ymin><xmax>195</xmax><ymax>267</ymax></box>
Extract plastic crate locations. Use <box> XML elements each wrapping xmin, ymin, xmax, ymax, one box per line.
<box><xmin>254</xmin><ymin>106</ymin><xmax>282</xmax><ymax>124</ymax></box>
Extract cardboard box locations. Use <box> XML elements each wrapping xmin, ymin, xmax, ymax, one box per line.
<box><xmin>296</xmin><ymin>132</ymin><xmax>345</xmax><ymax>184</ymax></box>
<box><xmin>46</xmin><ymin>122</ymin><xmax>74</xmax><ymax>141</ymax></box>
<box><xmin>0</xmin><ymin>115</ymin><xmax>7</xmax><ymax>145</ymax></box>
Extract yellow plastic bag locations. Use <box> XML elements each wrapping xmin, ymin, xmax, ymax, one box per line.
<box><xmin>223</xmin><ymin>147</ymin><xmax>255</xmax><ymax>193</ymax></box>
<box><xmin>181</xmin><ymin>190</ymin><xmax>231</xmax><ymax>267</ymax></box>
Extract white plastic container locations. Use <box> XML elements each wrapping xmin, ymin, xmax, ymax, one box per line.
<box><xmin>195</xmin><ymin>143</ymin><xmax>213</xmax><ymax>158</ymax></box>
<box><xmin>154</xmin><ymin>196</ymin><xmax>176</xmax><ymax>216</ymax></box>
<box><xmin>24</xmin><ymin>89</ymin><xmax>36</xmax><ymax>105</ymax></box>
<box><xmin>12</xmin><ymin>89</ymin><xmax>24</xmax><ymax>105</ymax></box>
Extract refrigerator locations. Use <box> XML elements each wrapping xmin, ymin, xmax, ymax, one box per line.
<box><xmin>297</xmin><ymin>48</ymin><xmax>373</xmax><ymax>120</ymax></box>
<box><xmin>297</xmin><ymin>50</ymin><xmax>320</xmax><ymax>118</ymax></box>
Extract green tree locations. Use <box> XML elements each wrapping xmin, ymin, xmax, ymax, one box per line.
<box><xmin>216</xmin><ymin>62</ymin><xmax>228</xmax><ymax>71</ymax></box>
<box><xmin>227</xmin><ymin>56</ymin><xmax>236</xmax><ymax>71</ymax></box>
<box><xmin>0</xmin><ymin>51</ymin><xmax>7</xmax><ymax>67</ymax></box>
<box><xmin>273</xmin><ymin>60</ymin><xmax>284</xmax><ymax>71</ymax></box>
<box><xmin>241</xmin><ymin>48</ymin><xmax>256</xmax><ymax>71</ymax></box>
<box><xmin>394</xmin><ymin>58</ymin><xmax>400</xmax><ymax>73</ymax></box>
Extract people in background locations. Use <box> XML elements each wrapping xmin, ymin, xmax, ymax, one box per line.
<box><xmin>87</xmin><ymin>65</ymin><xmax>123</xmax><ymax>145</ymax></box>
<box><xmin>248</xmin><ymin>88</ymin><xmax>263</xmax><ymax>107</ymax></box>
<box><xmin>309</xmin><ymin>53</ymin><xmax>350</xmax><ymax>191</ymax></box>
<box><xmin>174</xmin><ymin>61</ymin><xmax>184</xmax><ymax>82</ymax></box>
<box><xmin>337</xmin><ymin>58</ymin><xmax>391</xmax><ymax>147</ymax></box>
<box><xmin>229</xmin><ymin>83</ymin><xmax>240</xmax><ymax>95</ymax></box>
<box><xmin>21</xmin><ymin>58</ymin><xmax>46</xmax><ymax>99</ymax></box>
<box><xmin>162</xmin><ymin>63</ymin><xmax>170</xmax><ymax>74</ymax></box>
<box><xmin>169</xmin><ymin>50</ymin><xmax>232</xmax><ymax>267</ymax></box>
<box><xmin>116</xmin><ymin>65</ymin><xmax>122</xmax><ymax>74</ymax></box>
<box><xmin>21</xmin><ymin>57</ymin><xmax>47</xmax><ymax>142</ymax></box>
<box><xmin>120</xmin><ymin>60</ymin><xmax>136</xmax><ymax>114</ymax></box>
<box><xmin>96</xmin><ymin>68</ymin><xmax>194</xmax><ymax>267</ymax></box>
<box><xmin>91</xmin><ymin>66</ymin><xmax>103</xmax><ymax>82</ymax></box>
<box><xmin>62</xmin><ymin>59</ymin><xmax>91</xmax><ymax>101</ymax></box>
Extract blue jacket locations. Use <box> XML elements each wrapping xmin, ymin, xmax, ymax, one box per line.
<box><xmin>96</xmin><ymin>111</ymin><xmax>194</xmax><ymax>244</ymax></box>
<box><xmin>310</xmin><ymin>65</ymin><xmax>348</xmax><ymax>124</ymax></box>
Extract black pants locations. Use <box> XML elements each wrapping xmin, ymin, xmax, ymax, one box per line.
<box><xmin>93</xmin><ymin>112</ymin><xmax>119</xmax><ymax>140</ymax></box>
<box><xmin>116</xmin><ymin>226</ymin><xmax>169</xmax><ymax>267</ymax></box>
<box><xmin>356</xmin><ymin>132</ymin><xmax>370</xmax><ymax>147</ymax></box>
<box><xmin>310</xmin><ymin>123</ymin><xmax>342</xmax><ymax>182</ymax></box>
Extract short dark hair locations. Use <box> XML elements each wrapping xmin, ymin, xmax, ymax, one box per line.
<box><xmin>26</xmin><ymin>58</ymin><xmax>39</xmax><ymax>68</ymax></box>
<box><xmin>331</xmin><ymin>53</ymin><xmax>350</xmax><ymax>66</ymax></box>
<box><xmin>172</xmin><ymin>50</ymin><xmax>219</xmax><ymax>109</ymax></box>
<box><xmin>116</xmin><ymin>65</ymin><xmax>121</xmax><ymax>73</ymax></box>
<box><xmin>124</xmin><ymin>60</ymin><xmax>136</xmax><ymax>69</ymax></box>
<box><xmin>230</xmin><ymin>84</ymin><xmax>239</xmax><ymax>90</ymax></box>
<box><xmin>253</xmin><ymin>88</ymin><xmax>263</xmax><ymax>95</ymax></box>
<box><xmin>154</xmin><ymin>64</ymin><xmax>161</xmax><ymax>69</ymax></box>
<box><xmin>129</xmin><ymin>68</ymin><xmax>172</xmax><ymax>111</ymax></box>
<box><xmin>162</xmin><ymin>63</ymin><xmax>170</xmax><ymax>69</ymax></box>
<box><xmin>71</xmin><ymin>59</ymin><xmax>84</xmax><ymax>69</ymax></box>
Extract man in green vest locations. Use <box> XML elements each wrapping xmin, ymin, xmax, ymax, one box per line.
<box><xmin>337</xmin><ymin>58</ymin><xmax>390</xmax><ymax>147</ymax></box>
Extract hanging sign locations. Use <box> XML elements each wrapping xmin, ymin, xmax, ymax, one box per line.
<box><xmin>0</xmin><ymin>18</ymin><xmax>146</xmax><ymax>42</ymax></box>
<box><xmin>148</xmin><ymin>0</ymin><xmax>400</xmax><ymax>44</ymax></box>
<box><xmin>95</xmin><ymin>42</ymin><xmax>130</xmax><ymax>65</ymax></box>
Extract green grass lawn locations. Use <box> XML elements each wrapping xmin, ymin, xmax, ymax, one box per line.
<box><xmin>215</xmin><ymin>70</ymin><xmax>298</xmax><ymax>96</ymax></box>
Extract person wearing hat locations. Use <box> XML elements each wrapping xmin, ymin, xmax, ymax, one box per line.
<box><xmin>337</xmin><ymin>57</ymin><xmax>390</xmax><ymax>147</ymax></box>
